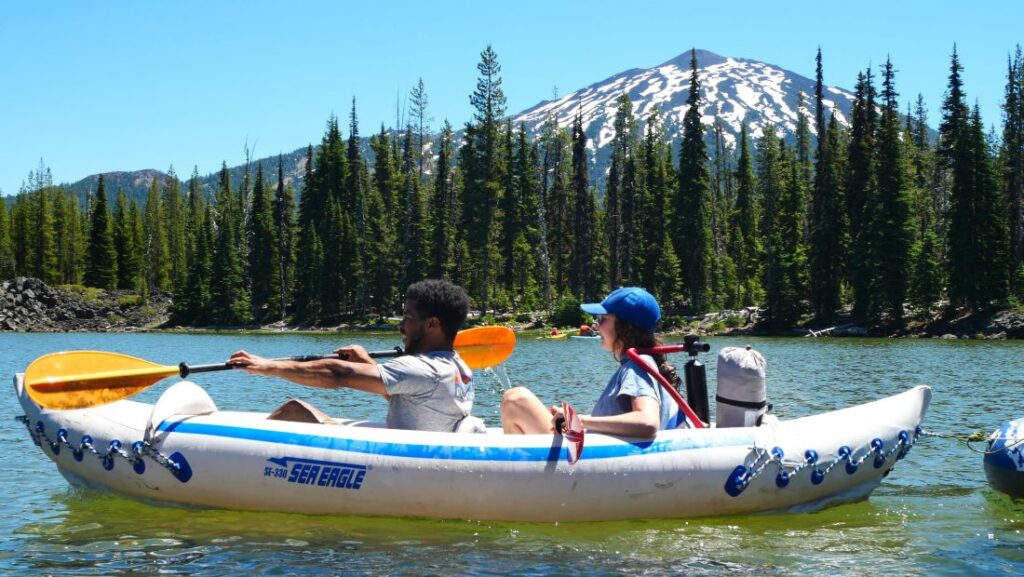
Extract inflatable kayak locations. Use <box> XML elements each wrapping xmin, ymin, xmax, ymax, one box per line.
<box><xmin>14</xmin><ymin>374</ymin><xmax>931</xmax><ymax>522</ymax></box>
<box><xmin>569</xmin><ymin>334</ymin><xmax>600</xmax><ymax>340</ymax></box>
<box><xmin>984</xmin><ymin>417</ymin><xmax>1024</xmax><ymax>498</ymax></box>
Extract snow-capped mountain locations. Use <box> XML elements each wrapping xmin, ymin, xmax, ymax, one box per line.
<box><xmin>53</xmin><ymin>49</ymin><xmax>858</xmax><ymax>203</ymax></box>
<box><xmin>512</xmin><ymin>49</ymin><xmax>855</xmax><ymax>177</ymax></box>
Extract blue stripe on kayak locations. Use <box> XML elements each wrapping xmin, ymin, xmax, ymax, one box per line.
<box><xmin>156</xmin><ymin>421</ymin><xmax>755</xmax><ymax>461</ymax></box>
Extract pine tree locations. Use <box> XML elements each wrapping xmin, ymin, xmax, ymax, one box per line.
<box><xmin>606</xmin><ymin>94</ymin><xmax>635</xmax><ymax>288</ymax></box>
<box><xmin>428</xmin><ymin>121</ymin><xmax>457</xmax><ymax>279</ymax></box>
<box><xmin>709</xmin><ymin>114</ymin><xmax>738</xmax><ymax>308</ymax></box>
<box><xmin>464</xmin><ymin>44</ymin><xmax>508</xmax><ymax>312</ymax></box>
<box><xmin>409</xmin><ymin>78</ymin><xmax>432</xmax><ymax>180</ymax></box>
<box><xmin>764</xmin><ymin>144</ymin><xmax>808</xmax><ymax>327</ymax></box>
<box><xmin>1003</xmin><ymin>46</ymin><xmax>1024</xmax><ymax>296</ymax></box>
<box><xmin>939</xmin><ymin>46</ymin><xmax>969</xmax><ymax>168</ymax></box>
<box><xmin>758</xmin><ymin>128</ymin><xmax>783</xmax><ymax>318</ymax></box>
<box><xmin>808</xmin><ymin>109</ymin><xmax>847</xmax><ymax>322</ymax></box>
<box><xmin>947</xmin><ymin>105</ymin><xmax>1008</xmax><ymax>311</ymax></box>
<box><xmin>569</xmin><ymin>110</ymin><xmax>595</xmax><ymax>300</ymax></box>
<box><xmin>872</xmin><ymin>58</ymin><xmax>914</xmax><ymax>325</ymax></box>
<box><xmin>347</xmin><ymin>99</ymin><xmax>368</xmax><ymax>315</ymax></box>
<box><xmin>367</xmin><ymin>129</ymin><xmax>400</xmax><ymax>315</ymax></box>
<box><xmin>273</xmin><ymin>155</ymin><xmax>297</xmax><ymax>322</ymax></box>
<box><xmin>85</xmin><ymin>174</ymin><xmax>117</xmax><ymax>289</ymax></box>
<box><xmin>172</xmin><ymin>169</ymin><xmax>209</xmax><ymax>324</ymax></box>
<box><xmin>144</xmin><ymin>179</ymin><xmax>170</xmax><ymax>291</ymax></box>
<box><xmin>11</xmin><ymin>192</ymin><xmax>29</xmax><ymax>276</ymax></box>
<box><xmin>400</xmin><ymin>126</ymin><xmax>427</xmax><ymax>292</ymax></box>
<box><xmin>130</xmin><ymin>197</ymin><xmax>148</xmax><ymax>300</ymax></box>
<box><xmin>639</xmin><ymin>108</ymin><xmax>680</xmax><ymax>304</ymax></box>
<box><xmin>514</xmin><ymin>128</ymin><xmax>542</xmax><ymax>309</ymax></box>
<box><xmin>163</xmin><ymin>167</ymin><xmax>187</xmax><ymax>292</ymax></box>
<box><xmin>674</xmin><ymin>48</ymin><xmax>712</xmax><ymax>313</ymax></box>
<box><xmin>248</xmin><ymin>162</ymin><xmax>278</xmax><ymax>322</ymax></box>
<box><xmin>31</xmin><ymin>184</ymin><xmax>58</xmax><ymax>284</ymax></box>
<box><xmin>909</xmin><ymin>228</ymin><xmax>941</xmax><ymax>316</ymax></box>
<box><xmin>734</xmin><ymin>123</ymin><xmax>763</xmax><ymax>307</ymax></box>
<box><xmin>846</xmin><ymin>68</ymin><xmax>879</xmax><ymax>321</ymax></box>
<box><xmin>498</xmin><ymin>120</ymin><xmax>519</xmax><ymax>297</ymax></box>
<box><xmin>295</xmin><ymin>145</ymin><xmax>319</xmax><ymax>322</ymax></box>
<box><xmin>794</xmin><ymin>92</ymin><xmax>814</xmax><ymax>241</ymax></box>
<box><xmin>0</xmin><ymin>197</ymin><xmax>13</xmax><ymax>279</ymax></box>
<box><xmin>539</xmin><ymin>115</ymin><xmax>571</xmax><ymax>300</ymax></box>
<box><xmin>320</xmin><ymin>199</ymin><xmax>347</xmax><ymax>323</ymax></box>
<box><xmin>51</xmin><ymin>189</ymin><xmax>77</xmax><ymax>284</ymax></box>
<box><xmin>209</xmin><ymin>163</ymin><xmax>250</xmax><ymax>324</ymax></box>
<box><xmin>814</xmin><ymin>48</ymin><xmax>826</xmax><ymax>147</ymax></box>
<box><xmin>112</xmin><ymin>190</ymin><xmax>139</xmax><ymax>290</ymax></box>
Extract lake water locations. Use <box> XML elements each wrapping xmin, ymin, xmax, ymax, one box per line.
<box><xmin>2</xmin><ymin>332</ymin><xmax>1023</xmax><ymax>576</ymax></box>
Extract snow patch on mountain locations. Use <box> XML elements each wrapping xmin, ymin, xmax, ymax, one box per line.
<box><xmin>511</xmin><ymin>49</ymin><xmax>857</xmax><ymax>176</ymax></box>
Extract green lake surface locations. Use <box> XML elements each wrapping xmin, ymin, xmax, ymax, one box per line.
<box><xmin>2</xmin><ymin>332</ymin><xmax>1023</xmax><ymax>575</ymax></box>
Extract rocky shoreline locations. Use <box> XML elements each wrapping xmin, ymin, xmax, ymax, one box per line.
<box><xmin>0</xmin><ymin>277</ymin><xmax>170</xmax><ymax>332</ymax></box>
<box><xmin>2</xmin><ymin>277</ymin><xmax>1024</xmax><ymax>339</ymax></box>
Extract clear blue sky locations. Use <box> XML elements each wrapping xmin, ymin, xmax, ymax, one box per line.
<box><xmin>2</xmin><ymin>1</ymin><xmax>1020</xmax><ymax>196</ymax></box>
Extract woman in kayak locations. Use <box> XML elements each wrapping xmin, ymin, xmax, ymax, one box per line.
<box><xmin>501</xmin><ymin>287</ymin><xmax>684</xmax><ymax>438</ymax></box>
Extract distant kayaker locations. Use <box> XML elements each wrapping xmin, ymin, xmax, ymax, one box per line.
<box><xmin>578</xmin><ymin>324</ymin><xmax>594</xmax><ymax>336</ymax></box>
<box><xmin>501</xmin><ymin>287</ymin><xmax>683</xmax><ymax>438</ymax></box>
<box><xmin>228</xmin><ymin>279</ymin><xmax>475</xmax><ymax>432</ymax></box>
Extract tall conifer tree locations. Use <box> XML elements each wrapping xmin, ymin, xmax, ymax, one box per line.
<box><xmin>273</xmin><ymin>155</ymin><xmax>297</xmax><ymax>321</ymax></box>
<box><xmin>209</xmin><ymin>163</ymin><xmax>250</xmax><ymax>324</ymax></box>
<box><xmin>248</xmin><ymin>162</ymin><xmax>278</xmax><ymax>322</ymax></box>
<box><xmin>0</xmin><ymin>197</ymin><xmax>13</xmax><ymax>279</ymax></box>
<box><xmin>112</xmin><ymin>190</ymin><xmax>139</xmax><ymax>290</ymax></box>
<box><xmin>734</xmin><ymin>124</ymin><xmax>763</xmax><ymax>306</ymax></box>
<box><xmin>85</xmin><ymin>174</ymin><xmax>117</xmax><ymax>289</ymax></box>
<box><xmin>1002</xmin><ymin>46</ymin><xmax>1024</xmax><ymax>296</ymax></box>
<box><xmin>872</xmin><ymin>58</ymin><xmax>914</xmax><ymax>324</ymax></box>
<box><xmin>846</xmin><ymin>69</ymin><xmax>879</xmax><ymax>321</ymax></box>
<box><xmin>428</xmin><ymin>121</ymin><xmax>457</xmax><ymax>279</ymax></box>
<box><xmin>674</xmin><ymin>49</ymin><xmax>712</xmax><ymax>312</ymax></box>
<box><xmin>464</xmin><ymin>44</ymin><xmax>507</xmax><ymax>312</ymax></box>
<box><xmin>144</xmin><ymin>179</ymin><xmax>170</xmax><ymax>291</ymax></box>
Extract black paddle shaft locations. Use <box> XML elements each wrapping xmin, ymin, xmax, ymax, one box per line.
<box><xmin>179</xmin><ymin>346</ymin><xmax>405</xmax><ymax>378</ymax></box>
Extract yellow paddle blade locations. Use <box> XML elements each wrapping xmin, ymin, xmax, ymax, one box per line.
<box><xmin>454</xmin><ymin>326</ymin><xmax>516</xmax><ymax>369</ymax></box>
<box><xmin>25</xmin><ymin>351</ymin><xmax>179</xmax><ymax>410</ymax></box>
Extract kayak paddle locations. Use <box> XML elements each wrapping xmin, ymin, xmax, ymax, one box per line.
<box><xmin>25</xmin><ymin>325</ymin><xmax>516</xmax><ymax>410</ymax></box>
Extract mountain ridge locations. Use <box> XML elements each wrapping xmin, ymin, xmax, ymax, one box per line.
<box><xmin>31</xmin><ymin>48</ymin><xmax>871</xmax><ymax>205</ymax></box>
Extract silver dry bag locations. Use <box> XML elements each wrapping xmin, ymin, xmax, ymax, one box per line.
<box><xmin>715</xmin><ymin>345</ymin><xmax>768</xmax><ymax>428</ymax></box>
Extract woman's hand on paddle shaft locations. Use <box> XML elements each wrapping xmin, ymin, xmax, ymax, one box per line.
<box><xmin>334</xmin><ymin>344</ymin><xmax>375</xmax><ymax>365</ymax></box>
<box><xmin>228</xmin><ymin>351</ymin><xmax>277</xmax><ymax>375</ymax></box>
<box><xmin>549</xmin><ymin>405</ymin><xmax>565</xmax><ymax>432</ymax></box>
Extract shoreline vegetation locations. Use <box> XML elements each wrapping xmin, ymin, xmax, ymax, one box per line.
<box><xmin>4</xmin><ymin>277</ymin><xmax>1023</xmax><ymax>340</ymax></box>
<box><xmin>4</xmin><ymin>48</ymin><xmax>1024</xmax><ymax>338</ymax></box>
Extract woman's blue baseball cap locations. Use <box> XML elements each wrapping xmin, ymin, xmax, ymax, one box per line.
<box><xmin>580</xmin><ymin>287</ymin><xmax>661</xmax><ymax>333</ymax></box>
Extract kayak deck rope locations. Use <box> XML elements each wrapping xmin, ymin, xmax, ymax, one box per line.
<box><xmin>16</xmin><ymin>415</ymin><xmax>191</xmax><ymax>481</ymax></box>
<box><xmin>919</xmin><ymin>428</ymin><xmax>1023</xmax><ymax>455</ymax></box>
<box><xmin>724</xmin><ymin>427</ymin><xmax>920</xmax><ymax>497</ymax></box>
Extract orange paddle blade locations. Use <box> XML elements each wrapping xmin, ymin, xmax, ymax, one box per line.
<box><xmin>25</xmin><ymin>351</ymin><xmax>179</xmax><ymax>410</ymax></box>
<box><xmin>453</xmin><ymin>326</ymin><xmax>516</xmax><ymax>369</ymax></box>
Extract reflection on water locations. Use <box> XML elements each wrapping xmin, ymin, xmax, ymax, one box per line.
<box><xmin>3</xmin><ymin>333</ymin><xmax>1024</xmax><ymax>575</ymax></box>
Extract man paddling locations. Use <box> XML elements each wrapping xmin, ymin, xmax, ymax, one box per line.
<box><xmin>228</xmin><ymin>279</ymin><xmax>475</xmax><ymax>432</ymax></box>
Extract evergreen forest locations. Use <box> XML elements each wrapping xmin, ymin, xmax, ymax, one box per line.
<box><xmin>2</xmin><ymin>45</ymin><xmax>1023</xmax><ymax>329</ymax></box>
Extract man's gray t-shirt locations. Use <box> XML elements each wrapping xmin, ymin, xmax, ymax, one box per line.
<box><xmin>590</xmin><ymin>354</ymin><xmax>684</xmax><ymax>430</ymax></box>
<box><xmin>376</xmin><ymin>351</ymin><xmax>474</xmax><ymax>431</ymax></box>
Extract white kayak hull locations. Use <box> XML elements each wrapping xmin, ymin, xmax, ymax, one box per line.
<box><xmin>14</xmin><ymin>374</ymin><xmax>931</xmax><ymax>522</ymax></box>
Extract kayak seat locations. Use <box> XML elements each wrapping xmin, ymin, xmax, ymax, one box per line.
<box><xmin>454</xmin><ymin>415</ymin><xmax>487</xmax><ymax>434</ymax></box>
<box><xmin>268</xmin><ymin>398</ymin><xmax>332</xmax><ymax>424</ymax></box>
<box><xmin>145</xmin><ymin>380</ymin><xmax>218</xmax><ymax>442</ymax></box>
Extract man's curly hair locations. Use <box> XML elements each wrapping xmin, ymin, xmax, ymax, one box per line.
<box><xmin>405</xmin><ymin>279</ymin><xmax>470</xmax><ymax>341</ymax></box>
